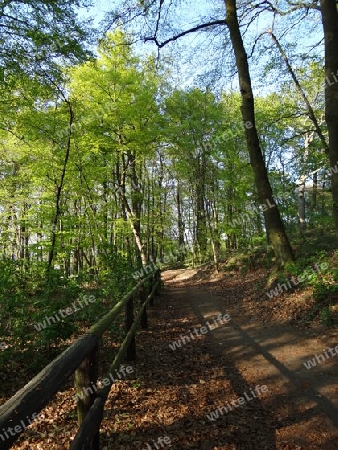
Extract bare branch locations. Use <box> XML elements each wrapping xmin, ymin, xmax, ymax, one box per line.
<box><xmin>262</xmin><ymin>0</ymin><xmax>321</xmax><ymax>14</ymax></box>
<box><xmin>267</xmin><ymin>29</ymin><xmax>329</xmax><ymax>154</ymax></box>
<box><xmin>144</xmin><ymin>20</ymin><xmax>227</xmax><ymax>48</ymax></box>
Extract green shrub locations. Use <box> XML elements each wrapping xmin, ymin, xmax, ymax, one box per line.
<box><xmin>310</xmin><ymin>283</ymin><xmax>338</xmax><ymax>327</ymax></box>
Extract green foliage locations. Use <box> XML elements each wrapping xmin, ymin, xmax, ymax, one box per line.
<box><xmin>35</xmin><ymin>318</ymin><xmax>76</xmax><ymax>350</ymax></box>
<box><xmin>132</xmin><ymin>380</ymin><xmax>141</xmax><ymax>389</ymax></box>
<box><xmin>0</xmin><ymin>259</ymin><xmax>26</xmax><ymax>345</ymax></box>
<box><xmin>319</xmin><ymin>307</ymin><xmax>334</xmax><ymax>327</ymax></box>
<box><xmin>0</xmin><ymin>0</ymin><xmax>93</xmax><ymax>81</ymax></box>
<box><xmin>0</xmin><ymin>258</ymin><xmax>21</xmax><ymax>295</ymax></box>
<box><xmin>282</xmin><ymin>252</ymin><xmax>328</xmax><ymax>286</ymax></box>
<box><xmin>98</xmin><ymin>247</ymin><xmax>135</xmax><ymax>299</ymax></box>
<box><xmin>310</xmin><ymin>283</ymin><xmax>338</xmax><ymax>327</ymax></box>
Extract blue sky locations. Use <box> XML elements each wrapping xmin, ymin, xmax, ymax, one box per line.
<box><xmin>80</xmin><ymin>0</ymin><xmax>324</xmax><ymax>95</ymax></box>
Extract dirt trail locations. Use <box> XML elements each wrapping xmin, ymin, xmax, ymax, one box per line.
<box><xmin>156</xmin><ymin>268</ymin><xmax>338</xmax><ymax>449</ymax></box>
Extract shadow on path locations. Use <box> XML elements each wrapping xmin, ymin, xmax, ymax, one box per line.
<box><xmin>103</xmin><ymin>276</ymin><xmax>338</xmax><ymax>449</ymax></box>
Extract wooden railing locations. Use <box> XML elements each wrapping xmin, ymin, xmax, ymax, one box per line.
<box><xmin>0</xmin><ymin>269</ymin><xmax>161</xmax><ymax>450</ymax></box>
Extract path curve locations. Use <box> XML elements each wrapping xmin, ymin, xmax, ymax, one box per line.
<box><xmin>159</xmin><ymin>268</ymin><xmax>338</xmax><ymax>449</ymax></box>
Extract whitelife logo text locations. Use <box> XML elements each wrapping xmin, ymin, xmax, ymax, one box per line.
<box><xmin>169</xmin><ymin>314</ymin><xmax>231</xmax><ymax>351</ymax></box>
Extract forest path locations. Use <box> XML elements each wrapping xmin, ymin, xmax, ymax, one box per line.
<box><xmin>12</xmin><ymin>266</ymin><xmax>338</xmax><ymax>449</ymax></box>
<box><xmin>133</xmin><ymin>267</ymin><xmax>338</xmax><ymax>450</ymax></box>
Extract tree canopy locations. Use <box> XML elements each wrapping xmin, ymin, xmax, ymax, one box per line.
<box><xmin>1</xmin><ymin>0</ymin><xmax>338</xmax><ymax>362</ymax></box>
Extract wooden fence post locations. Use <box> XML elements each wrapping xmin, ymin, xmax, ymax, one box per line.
<box><xmin>74</xmin><ymin>344</ymin><xmax>100</xmax><ymax>449</ymax></box>
<box><xmin>154</xmin><ymin>269</ymin><xmax>161</xmax><ymax>296</ymax></box>
<box><xmin>126</xmin><ymin>295</ymin><xmax>136</xmax><ymax>361</ymax></box>
<box><xmin>149</xmin><ymin>275</ymin><xmax>155</xmax><ymax>307</ymax></box>
<box><xmin>139</xmin><ymin>284</ymin><xmax>148</xmax><ymax>329</ymax></box>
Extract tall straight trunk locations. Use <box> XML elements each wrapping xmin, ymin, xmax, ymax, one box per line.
<box><xmin>310</xmin><ymin>171</ymin><xmax>318</xmax><ymax>213</ymax></box>
<box><xmin>226</xmin><ymin>171</ymin><xmax>237</xmax><ymax>249</ymax></box>
<box><xmin>102</xmin><ymin>180</ymin><xmax>109</xmax><ymax>241</ymax></box>
<box><xmin>297</xmin><ymin>177</ymin><xmax>306</xmax><ymax>235</ymax></box>
<box><xmin>176</xmin><ymin>180</ymin><xmax>185</xmax><ymax>251</ymax></box>
<box><xmin>210</xmin><ymin>179</ymin><xmax>221</xmax><ymax>270</ymax></box>
<box><xmin>129</xmin><ymin>151</ymin><xmax>144</xmax><ymax>256</ymax></box>
<box><xmin>225</xmin><ymin>0</ymin><xmax>294</xmax><ymax>266</ymax></box>
<box><xmin>118</xmin><ymin>152</ymin><xmax>147</xmax><ymax>266</ymax></box>
<box><xmin>195</xmin><ymin>154</ymin><xmax>208</xmax><ymax>259</ymax></box>
<box><xmin>297</xmin><ymin>132</ymin><xmax>313</xmax><ymax>235</ymax></box>
<box><xmin>320</xmin><ymin>0</ymin><xmax>338</xmax><ymax>239</ymax></box>
<box><xmin>146</xmin><ymin>173</ymin><xmax>151</xmax><ymax>260</ymax></box>
<box><xmin>206</xmin><ymin>198</ymin><xmax>219</xmax><ymax>272</ymax></box>
<box><xmin>158</xmin><ymin>156</ymin><xmax>165</xmax><ymax>261</ymax></box>
<box><xmin>47</xmin><ymin>101</ymin><xmax>74</xmax><ymax>273</ymax></box>
<box><xmin>149</xmin><ymin>177</ymin><xmax>156</xmax><ymax>261</ymax></box>
<box><xmin>213</xmin><ymin>197</ymin><xmax>220</xmax><ymax>258</ymax></box>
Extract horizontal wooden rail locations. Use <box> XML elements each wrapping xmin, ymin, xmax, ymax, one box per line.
<box><xmin>0</xmin><ymin>334</ymin><xmax>98</xmax><ymax>449</ymax></box>
<box><xmin>0</xmin><ymin>270</ymin><xmax>159</xmax><ymax>450</ymax></box>
<box><xmin>70</xmin><ymin>279</ymin><xmax>159</xmax><ymax>449</ymax></box>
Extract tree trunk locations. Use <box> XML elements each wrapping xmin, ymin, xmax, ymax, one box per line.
<box><xmin>129</xmin><ymin>151</ymin><xmax>145</xmax><ymax>261</ymax></box>
<box><xmin>206</xmin><ymin>198</ymin><xmax>219</xmax><ymax>272</ymax></box>
<box><xmin>47</xmin><ymin>101</ymin><xmax>74</xmax><ymax>273</ymax></box>
<box><xmin>195</xmin><ymin>153</ymin><xmax>208</xmax><ymax>260</ymax></box>
<box><xmin>320</xmin><ymin>0</ymin><xmax>338</xmax><ymax>239</ymax></box>
<box><xmin>310</xmin><ymin>171</ymin><xmax>318</xmax><ymax>213</ymax></box>
<box><xmin>297</xmin><ymin>176</ymin><xmax>306</xmax><ymax>236</ymax></box>
<box><xmin>176</xmin><ymin>180</ymin><xmax>185</xmax><ymax>252</ymax></box>
<box><xmin>225</xmin><ymin>0</ymin><xmax>294</xmax><ymax>266</ymax></box>
<box><xmin>118</xmin><ymin>152</ymin><xmax>147</xmax><ymax>266</ymax></box>
<box><xmin>268</xmin><ymin>30</ymin><xmax>329</xmax><ymax>154</ymax></box>
<box><xmin>297</xmin><ymin>131</ymin><xmax>313</xmax><ymax>235</ymax></box>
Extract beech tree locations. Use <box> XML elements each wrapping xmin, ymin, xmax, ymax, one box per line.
<box><xmin>68</xmin><ymin>30</ymin><xmax>163</xmax><ymax>269</ymax></box>
<box><xmin>320</xmin><ymin>0</ymin><xmax>338</xmax><ymax>238</ymax></box>
<box><xmin>110</xmin><ymin>0</ymin><xmax>295</xmax><ymax>266</ymax></box>
<box><xmin>0</xmin><ymin>0</ymin><xmax>92</xmax><ymax>81</ymax></box>
<box><xmin>263</xmin><ymin>0</ymin><xmax>338</xmax><ymax>238</ymax></box>
<box><xmin>224</xmin><ymin>0</ymin><xmax>294</xmax><ymax>265</ymax></box>
<box><xmin>164</xmin><ymin>88</ymin><xmax>223</xmax><ymax>262</ymax></box>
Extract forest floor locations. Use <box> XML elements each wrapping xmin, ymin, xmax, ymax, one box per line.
<box><xmin>10</xmin><ymin>264</ymin><xmax>338</xmax><ymax>449</ymax></box>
